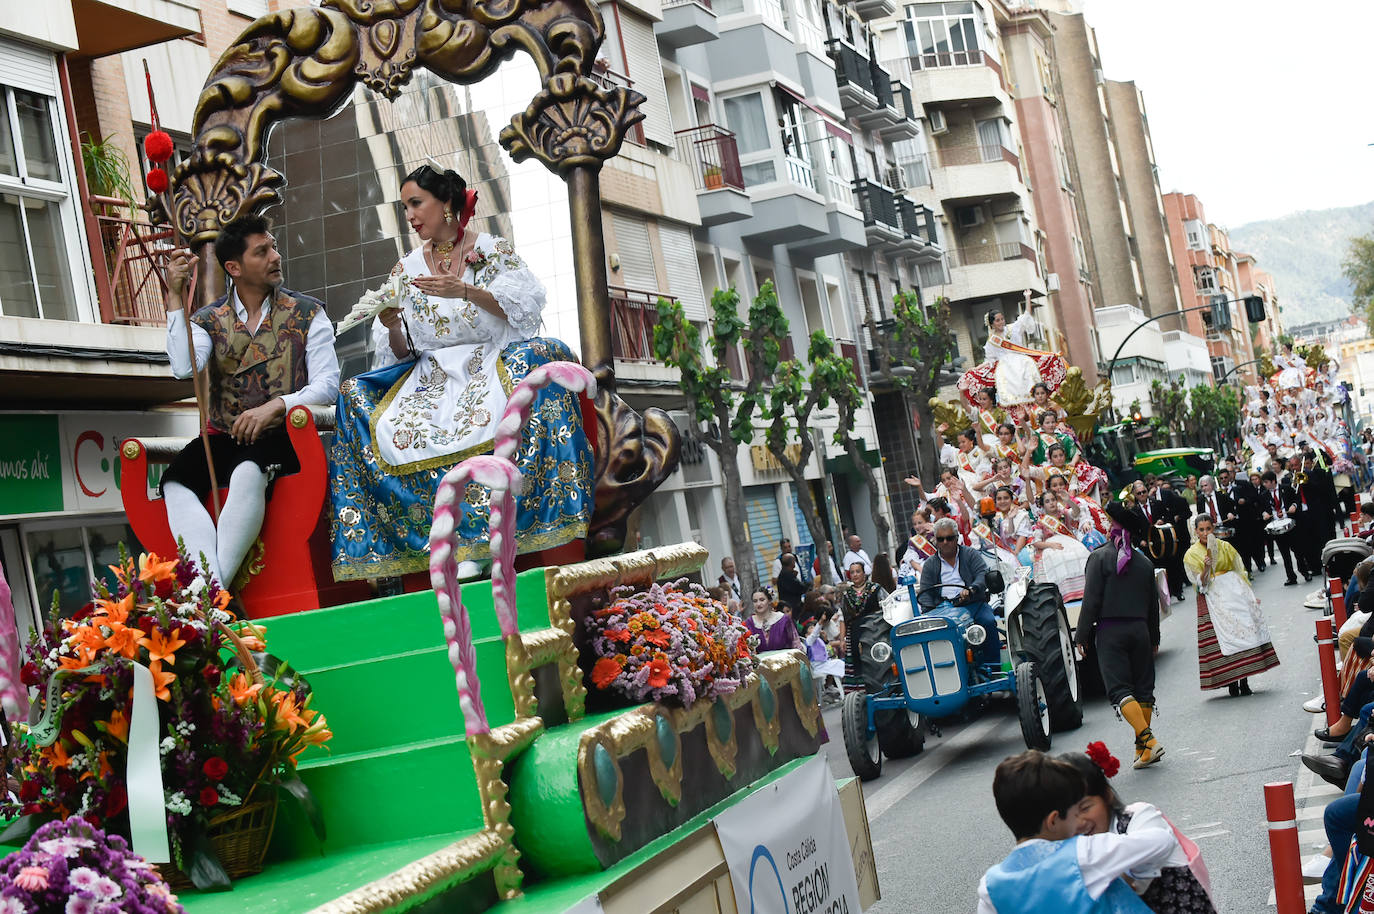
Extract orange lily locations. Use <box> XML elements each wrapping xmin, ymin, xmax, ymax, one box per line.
<box><xmin>104</xmin><ymin>709</ymin><xmax>130</xmax><ymax>744</ymax></box>
<box><xmin>137</xmin><ymin>552</ymin><xmax>178</xmax><ymax>584</ymax></box>
<box><xmin>58</xmin><ymin>645</ymin><xmax>97</xmax><ymax>671</ymax></box>
<box><xmin>92</xmin><ymin>593</ymin><xmax>133</xmax><ymax>625</ymax></box>
<box><xmin>66</xmin><ymin>624</ymin><xmax>105</xmax><ymax>657</ymax></box>
<box><xmin>102</xmin><ymin>622</ymin><xmax>142</xmax><ymax>660</ymax></box>
<box><xmin>214</xmin><ymin>589</ymin><xmax>232</xmax><ymax>612</ymax></box>
<box><xmin>147</xmin><ymin>660</ymin><xmax>176</xmax><ymax>702</ymax></box>
<box><xmin>41</xmin><ymin>740</ymin><xmax>72</xmax><ymax>769</ymax></box>
<box><xmin>270</xmin><ymin>690</ymin><xmax>310</xmax><ymax>731</ymax></box>
<box><xmin>227</xmin><ymin>672</ymin><xmax>262</xmax><ymax>706</ymax></box>
<box><xmin>139</xmin><ymin>628</ymin><xmax>187</xmax><ymax>664</ymax></box>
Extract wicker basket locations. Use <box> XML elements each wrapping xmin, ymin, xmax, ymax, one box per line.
<box><xmin>159</xmin><ymin>795</ymin><xmax>279</xmax><ymax>891</ymax></box>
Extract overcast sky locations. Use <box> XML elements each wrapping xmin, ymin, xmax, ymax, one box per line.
<box><xmin>1079</xmin><ymin>0</ymin><xmax>1374</xmax><ymax>229</ymax></box>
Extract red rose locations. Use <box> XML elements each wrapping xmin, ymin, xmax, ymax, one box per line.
<box><xmin>103</xmin><ymin>783</ymin><xmax>128</xmax><ymax>816</ymax></box>
<box><xmin>202</xmin><ymin>757</ymin><xmax>229</xmax><ymax>782</ymax></box>
<box><xmin>146</xmin><ymin>168</ymin><xmax>169</xmax><ymax>194</ymax></box>
<box><xmin>18</xmin><ymin>780</ymin><xmax>39</xmax><ymax>801</ymax></box>
<box><xmin>199</xmin><ymin>787</ymin><xmax>220</xmax><ymax>807</ymax></box>
<box><xmin>19</xmin><ymin>662</ymin><xmax>40</xmax><ymax>686</ymax></box>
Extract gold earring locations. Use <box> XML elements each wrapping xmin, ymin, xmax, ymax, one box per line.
<box><xmin>444</xmin><ymin>210</ymin><xmax>454</xmax><ymax>224</ymax></box>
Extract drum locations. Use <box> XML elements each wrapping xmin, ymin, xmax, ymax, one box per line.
<box><xmin>1146</xmin><ymin>523</ymin><xmax>1178</xmax><ymax>561</ymax></box>
<box><xmin>1265</xmin><ymin>517</ymin><xmax>1296</xmax><ymax>536</ymax></box>
<box><xmin>1214</xmin><ymin>525</ymin><xmax>1235</xmax><ymax>540</ymax></box>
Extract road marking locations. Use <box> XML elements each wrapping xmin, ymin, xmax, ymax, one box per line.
<box><xmin>1189</xmin><ymin>828</ymin><xmax>1231</xmax><ymax>840</ymax></box>
<box><xmin>864</xmin><ymin>715</ymin><xmax>1005</xmax><ymax>820</ymax></box>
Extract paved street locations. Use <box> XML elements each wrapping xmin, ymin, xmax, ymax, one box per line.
<box><xmin>820</xmin><ymin>559</ymin><xmax>1329</xmax><ymax>914</ymax></box>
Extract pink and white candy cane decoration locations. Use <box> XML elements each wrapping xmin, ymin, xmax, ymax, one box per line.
<box><xmin>493</xmin><ymin>361</ymin><xmax>597</xmax><ymax>464</ymax></box>
<box><xmin>429</xmin><ymin>362</ymin><xmax>595</xmax><ymax>737</ymax></box>
<box><xmin>431</xmin><ymin>455</ymin><xmax>523</xmax><ymax>736</ymax></box>
<box><xmin>0</xmin><ymin>561</ymin><xmax>26</xmax><ymax>719</ymax></box>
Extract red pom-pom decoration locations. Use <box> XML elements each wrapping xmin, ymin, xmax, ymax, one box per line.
<box><xmin>143</xmin><ymin>129</ymin><xmax>174</xmax><ymax>165</ymax></box>
<box><xmin>145</xmin><ymin>167</ymin><xmax>169</xmax><ymax>194</ymax></box>
<box><xmin>1085</xmin><ymin>741</ymin><xmax>1120</xmax><ymax>778</ymax></box>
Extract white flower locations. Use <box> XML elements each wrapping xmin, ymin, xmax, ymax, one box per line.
<box><xmin>64</xmin><ymin>895</ymin><xmax>96</xmax><ymax>914</ymax></box>
<box><xmin>38</xmin><ymin>835</ymin><xmax>91</xmax><ymax>858</ymax></box>
<box><xmin>159</xmin><ymin>737</ymin><xmax>177</xmax><ymax>755</ymax></box>
<box><xmin>0</xmin><ymin>897</ymin><xmax>27</xmax><ymax>914</ymax></box>
<box><xmin>216</xmin><ymin>787</ymin><xmax>242</xmax><ymax>807</ymax></box>
<box><xmin>67</xmin><ymin>753</ymin><xmax>88</xmax><ymax>772</ymax></box>
<box><xmin>68</xmin><ymin>867</ymin><xmax>100</xmax><ymax>891</ymax></box>
<box><xmin>165</xmin><ymin>791</ymin><xmax>192</xmax><ymax>816</ymax></box>
<box><xmin>91</xmin><ymin>876</ymin><xmax>122</xmax><ymax>901</ymax></box>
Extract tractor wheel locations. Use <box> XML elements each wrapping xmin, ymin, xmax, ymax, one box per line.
<box><xmin>1015</xmin><ymin>661</ymin><xmax>1051</xmax><ymax>751</ymax></box>
<box><xmin>841</xmin><ymin>690</ymin><xmax>882</xmax><ymax>781</ymax></box>
<box><xmin>877</xmin><ymin>708</ymin><xmax>925</xmax><ymax>759</ymax></box>
<box><xmin>1016</xmin><ymin>583</ymin><xmax>1083</xmax><ymax>732</ymax></box>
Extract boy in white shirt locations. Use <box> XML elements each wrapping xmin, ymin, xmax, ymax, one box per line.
<box><xmin>977</xmin><ymin>750</ymin><xmax>1178</xmax><ymax>914</ymax></box>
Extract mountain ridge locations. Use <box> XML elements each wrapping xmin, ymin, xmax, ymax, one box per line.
<box><xmin>1226</xmin><ymin>201</ymin><xmax>1374</xmax><ymax>328</ymax></box>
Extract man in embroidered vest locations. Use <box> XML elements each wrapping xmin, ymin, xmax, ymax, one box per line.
<box><xmin>160</xmin><ymin>215</ymin><xmax>340</xmax><ymax>589</ymax></box>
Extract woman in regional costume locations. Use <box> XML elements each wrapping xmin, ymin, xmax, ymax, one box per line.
<box><xmin>329</xmin><ymin>164</ymin><xmax>593</xmax><ymax>580</ymax></box>
<box><xmin>958</xmin><ymin>304</ymin><xmax>1067</xmax><ymax>408</ymax></box>
<box><xmin>1183</xmin><ymin>513</ymin><xmax>1279</xmax><ymax>696</ymax></box>
<box><xmin>745</xmin><ymin>588</ymin><xmax>802</xmax><ymax>653</ymax></box>
<box><xmin>992</xmin><ymin>485</ymin><xmax>1034</xmax><ymax>567</ymax></box>
<box><xmin>1273</xmin><ymin>342</ymin><xmax>1307</xmax><ymax>392</ymax></box>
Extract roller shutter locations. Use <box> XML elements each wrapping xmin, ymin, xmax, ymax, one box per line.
<box><xmin>657</xmin><ymin>222</ymin><xmax>705</xmax><ymax>318</ymax></box>
<box><xmin>610</xmin><ymin>211</ymin><xmax>659</xmax><ymax>291</ymax></box>
<box><xmin>619</xmin><ymin>8</ymin><xmax>675</xmax><ymax>148</ymax></box>
<box><xmin>744</xmin><ymin>485</ymin><xmax>783</xmax><ymax>583</ymax></box>
<box><xmin>0</xmin><ymin>39</ymin><xmax>59</xmax><ymax>96</ymax></box>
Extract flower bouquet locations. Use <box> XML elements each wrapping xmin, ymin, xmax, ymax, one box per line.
<box><xmin>584</xmin><ymin>580</ymin><xmax>755</xmax><ymax>708</ymax></box>
<box><xmin>334</xmin><ymin>273</ymin><xmax>409</xmax><ymax>337</ymax></box>
<box><xmin>0</xmin><ymin>816</ymin><xmax>184</xmax><ymax>913</ymax></box>
<box><xmin>1</xmin><ymin>549</ymin><xmax>331</xmax><ymax>891</ymax></box>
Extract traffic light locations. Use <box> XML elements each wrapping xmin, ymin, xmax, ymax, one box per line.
<box><xmin>1244</xmin><ymin>295</ymin><xmax>1265</xmax><ymax>323</ymax></box>
<box><xmin>1209</xmin><ymin>295</ymin><xmax>1233</xmax><ymax>331</ymax></box>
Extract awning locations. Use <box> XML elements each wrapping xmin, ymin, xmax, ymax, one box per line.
<box><xmin>70</xmin><ymin>0</ymin><xmax>200</xmax><ymax>60</ymax></box>
<box><xmin>772</xmin><ymin>81</ymin><xmax>853</xmax><ymax>143</ymax></box>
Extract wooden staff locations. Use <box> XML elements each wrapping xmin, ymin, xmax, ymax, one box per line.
<box><xmin>145</xmin><ymin>59</ymin><xmax>221</xmax><ymax>519</ymax></box>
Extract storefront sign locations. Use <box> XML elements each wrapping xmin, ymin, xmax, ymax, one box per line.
<box><xmin>714</xmin><ymin>754</ymin><xmax>862</xmax><ymax>914</ymax></box>
<box><xmin>751</xmin><ymin>444</ymin><xmax>804</xmax><ymax>473</ymax></box>
<box><xmin>0</xmin><ymin>415</ymin><xmax>63</xmax><ymax>515</ymax></box>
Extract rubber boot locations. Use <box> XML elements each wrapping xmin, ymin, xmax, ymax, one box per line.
<box><xmin>1120</xmin><ymin>698</ymin><xmax>1163</xmax><ymax>769</ymax></box>
<box><xmin>1133</xmin><ymin>701</ymin><xmax>1154</xmax><ymax>766</ymax></box>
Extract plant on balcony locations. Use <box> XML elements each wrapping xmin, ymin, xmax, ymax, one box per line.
<box><xmin>654</xmin><ymin>288</ymin><xmax>771</xmax><ymax>593</ymax></box>
<box><xmin>703</xmin><ymin>165</ymin><xmax>723</xmax><ymax>189</ymax></box>
<box><xmin>79</xmin><ymin>133</ymin><xmax>137</xmax><ymax>212</ymax></box>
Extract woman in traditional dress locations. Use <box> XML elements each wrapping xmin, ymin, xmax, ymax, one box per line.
<box><xmin>745</xmin><ymin>588</ymin><xmax>803</xmax><ymax>653</ymax></box>
<box><xmin>1274</xmin><ymin>342</ymin><xmax>1307</xmax><ymax>391</ymax></box>
<box><xmin>1031</xmin><ymin>492</ymin><xmax>1092</xmax><ymax>602</ymax></box>
<box><xmin>1030</xmin><ymin>381</ymin><xmax>1066</xmax><ymax>424</ymax></box>
<box><xmin>1048</xmin><ymin>472</ymin><xmax>1110</xmax><ymax>547</ymax></box>
<box><xmin>969</xmin><ymin>387</ymin><xmax>1007</xmax><ymax>448</ymax></box>
<box><xmin>329</xmin><ymin>164</ymin><xmax>593</xmax><ymax>580</ymax></box>
<box><xmin>840</xmin><ymin>561</ymin><xmax>887</xmax><ymax>690</ymax></box>
<box><xmin>1183</xmin><ymin>513</ymin><xmax>1280</xmax><ymax>696</ymax></box>
<box><xmin>957</xmin><ymin>304</ymin><xmax>1068</xmax><ymax>408</ymax></box>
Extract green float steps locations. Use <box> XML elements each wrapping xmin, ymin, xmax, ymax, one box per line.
<box><xmin>291</xmin><ymin>639</ymin><xmax>515</xmax><ymax>760</ymax></box>
<box><xmin>294</xmin><ymin>735</ymin><xmax>483</xmax><ymax>849</ymax></box>
<box><xmin>178</xmin><ymin>830</ymin><xmax>480</xmax><ymax>914</ymax></box>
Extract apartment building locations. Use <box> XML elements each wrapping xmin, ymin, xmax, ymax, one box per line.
<box><xmin>0</xmin><ymin>0</ymin><xmax>287</xmax><ymax>632</ymax></box>
<box><xmin>1233</xmin><ymin>252</ymin><xmax>1283</xmax><ymax>361</ymax></box>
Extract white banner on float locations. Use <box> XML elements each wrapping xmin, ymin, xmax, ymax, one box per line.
<box><xmin>714</xmin><ymin>754</ymin><xmax>862</xmax><ymax>914</ymax></box>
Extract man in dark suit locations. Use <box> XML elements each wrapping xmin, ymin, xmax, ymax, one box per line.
<box><xmin>1219</xmin><ymin>465</ymin><xmax>1266</xmax><ymax>573</ymax></box>
<box><xmin>1154</xmin><ymin>478</ymin><xmax>1192</xmax><ymax>601</ymax></box>
<box><xmin>1296</xmin><ymin>451</ymin><xmax>1341</xmax><ymax>574</ymax></box>
<box><xmin>1260</xmin><ymin>470</ymin><xmax>1303</xmax><ymax>584</ymax></box>
<box><xmin>1194</xmin><ymin>474</ymin><xmax>1237</xmax><ymax>534</ymax></box>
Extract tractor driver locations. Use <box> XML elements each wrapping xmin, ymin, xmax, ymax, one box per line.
<box><xmin>918</xmin><ymin>518</ymin><xmax>999</xmax><ymax>664</ymax></box>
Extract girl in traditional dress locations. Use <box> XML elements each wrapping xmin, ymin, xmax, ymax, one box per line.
<box><xmin>745</xmin><ymin>588</ymin><xmax>803</xmax><ymax>653</ymax></box>
<box><xmin>1031</xmin><ymin>492</ymin><xmax>1091</xmax><ymax>602</ymax></box>
<box><xmin>840</xmin><ymin>562</ymin><xmax>887</xmax><ymax>690</ymax></box>
<box><xmin>970</xmin><ymin>387</ymin><xmax>1008</xmax><ymax>448</ymax></box>
<box><xmin>1274</xmin><ymin>342</ymin><xmax>1307</xmax><ymax>391</ymax></box>
<box><xmin>329</xmin><ymin>163</ymin><xmax>592</xmax><ymax>581</ymax></box>
<box><xmin>957</xmin><ymin>304</ymin><xmax>1069</xmax><ymax>407</ymax></box>
<box><xmin>1183</xmin><ymin>514</ymin><xmax>1280</xmax><ymax>696</ymax></box>
<box><xmin>993</xmin><ymin>485</ymin><xmax>1034</xmax><ymax>567</ymax></box>
<box><xmin>1030</xmin><ymin>381</ymin><xmax>1066</xmax><ymax>424</ymax></box>
<box><xmin>1061</xmin><ymin>750</ymin><xmax>1217</xmax><ymax>914</ymax></box>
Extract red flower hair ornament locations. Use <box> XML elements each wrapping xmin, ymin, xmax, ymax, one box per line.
<box><xmin>1086</xmin><ymin>741</ymin><xmax>1120</xmax><ymax>778</ymax></box>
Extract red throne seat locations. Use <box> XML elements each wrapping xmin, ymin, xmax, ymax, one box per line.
<box><xmin>119</xmin><ymin>405</ymin><xmax>368</xmax><ymax>618</ymax></box>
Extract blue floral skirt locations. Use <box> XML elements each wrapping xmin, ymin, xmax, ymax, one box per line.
<box><xmin>327</xmin><ymin>338</ymin><xmax>593</xmax><ymax>581</ymax></box>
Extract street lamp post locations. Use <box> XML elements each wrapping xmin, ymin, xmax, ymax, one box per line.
<box><xmin>1217</xmin><ymin>357</ymin><xmax>1264</xmax><ymax>385</ymax></box>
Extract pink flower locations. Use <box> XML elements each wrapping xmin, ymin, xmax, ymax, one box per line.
<box><xmin>67</xmin><ymin>867</ymin><xmax>100</xmax><ymax>892</ymax></box>
<box><xmin>64</xmin><ymin>896</ymin><xmax>96</xmax><ymax>914</ymax></box>
<box><xmin>0</xmin><ymin>897</ymin><xmax>28</xmax><ymax>914</ymax></box>
<box><xmin>92</xmin><ymin>875</ymin><xmax>123</xmax><ymax>901</ymax></box>
<box><xmin>14</xmin><ymin>865</ymin><xmax>48</xmax><ymax>890</ymax></box>
<box><xmin>38</xmin><ymin>835</ymin><xmax>92</xmax><ymax>857</ymax></box>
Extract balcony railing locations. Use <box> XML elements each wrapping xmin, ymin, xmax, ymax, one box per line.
<box><xmin>951</xmin><ymin>242</ymin><xmax>1036</xmax><ymax>267</ymax></box>
<box><xmin>897</xmin><ymin>196</ymin><xmax>937</xmax><ymax>244</ymax></box>
<box><xmin>936</xmin><ymin>143</ymin><xmax>1020</xmax><ymax>170</ymax></box>
<box><xmin>92</xmin><ymin>195</ymin><xmax>175</xmax><ymax>326</ymax></box>
<box><xmin>871</xmin><ymin>62</ymin><xmax>894</xmax><ymax>109</ymax></box>
<box><xmin>611</xmin><ymin>286</ymin><xmax>677</xmax><ymax>363</ymax></box>
<box><xmin>664</xmin><ymin>0</ymin><xmax>711</xmax><ymax>8</ymax></box>
<box><xmin>827</xmin><ymin>39</ymin><xmax>878</xmax><ymax>96</ymax></box>
<box><xmin>836</xmin><ymin>338</ymin><xmax>865</xmax><ymax>386</ymax></box>
<box><xmin>674</xmin><ymin>124</ymin><xmax>745</xmax><ymax>191</ymax></box>
<box><xmin>854</xmin><ymin>178</ymin><xmax>901</xmax><ymax>231</ymax></box>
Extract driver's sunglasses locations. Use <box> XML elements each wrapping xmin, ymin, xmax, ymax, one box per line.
<box><xmin>935</xmin><ymin>535</ymin><xmax>958</xmax><ymax>542</ymax></box>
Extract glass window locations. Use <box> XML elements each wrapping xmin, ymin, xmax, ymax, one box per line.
<box><xmin>723</xmin><ymin>94</ymin><xmax>770</xmax><ymax>154</ymax></box>
<box><xmin>14</xmin><ymin>90</ymin><xmax>58</xmax><ymax>183</ymax></box>
<box><xmin>28</xmin><ymin>527</ymin><xmax>88</xmax><ymax>620</ymax></box>
<box><xmin>0</xmin><ymin>79</ymin><xmax>90</xmax><ymax>321</ymax></box>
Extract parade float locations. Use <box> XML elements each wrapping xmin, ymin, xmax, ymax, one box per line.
<box><xmin>0</xmin><ymin>1</ymin><xmax>879</xmax><ymax>911</ymax></box>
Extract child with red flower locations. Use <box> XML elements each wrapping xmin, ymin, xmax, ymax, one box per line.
<box><xmin>1057</xmin><ymin>747</ymin><xmax>1216</xmax><ymax>913</ymax></box>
